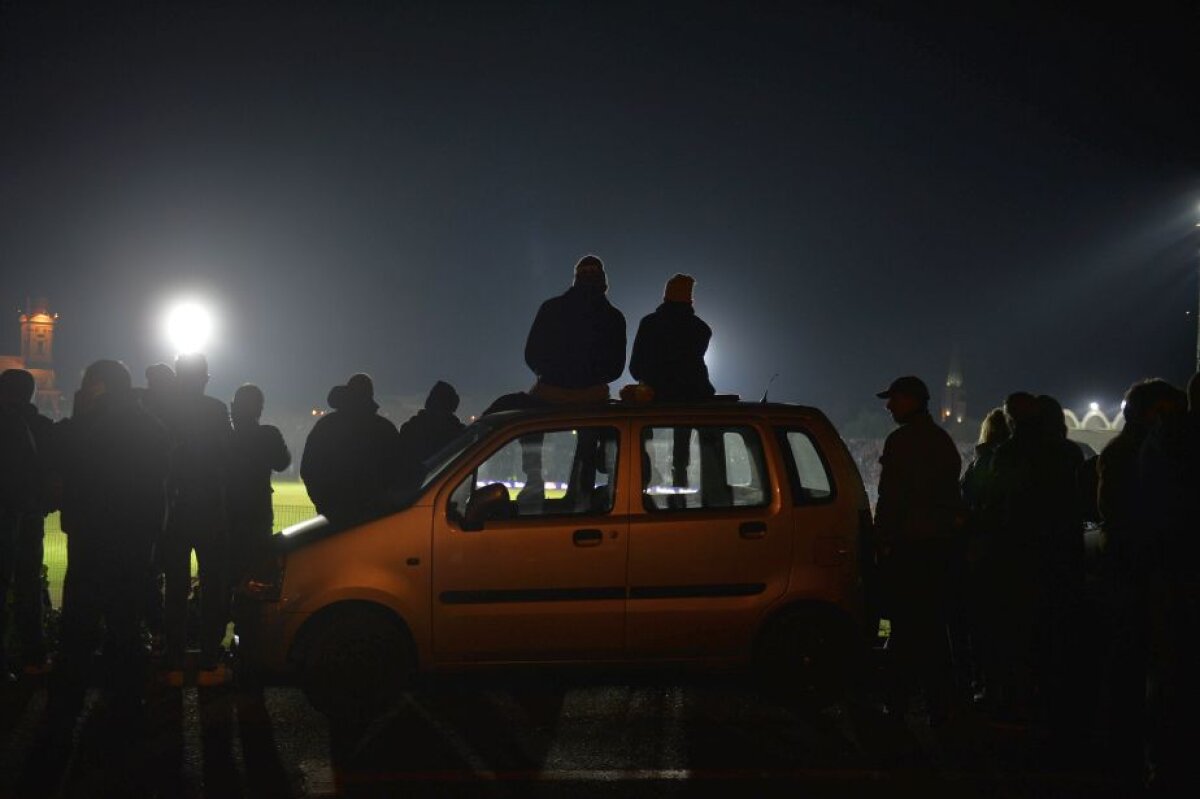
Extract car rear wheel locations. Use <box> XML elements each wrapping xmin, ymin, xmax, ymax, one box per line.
<box><xmin>297</xmin><ymin>604</ymin><xmax>415</xmax><ymax>723</ymax></box>
<box><xmin>755</xmin><ymin>607</ymin><xmax>862</xmax><ymax>709</ymax></box>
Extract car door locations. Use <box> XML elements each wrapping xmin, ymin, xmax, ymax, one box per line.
<box><xmin>431</xmin><ymin>421</ymin><xmax>630</xmax><ymax>664</ymax></box>
<box><xmin>625</xmin><ymin>420</ymin><xmax>792</xmax><ymax>658</ymax></box>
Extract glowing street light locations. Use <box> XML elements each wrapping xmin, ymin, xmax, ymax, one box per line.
<box><xmin>164</xmin><ymin>301</ymin><xmax>214</xmax><ymax>355</ymax></box>
<box><xmin>1088</xmin><ymin>401</ymin><xmax>1100</xmax><ymax>412</ymax></box>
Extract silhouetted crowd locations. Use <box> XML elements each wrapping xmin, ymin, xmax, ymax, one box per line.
<box><xmin>0</xmin><ymin>356</ymin><xmax>297</xmax><ymax>735</ymax></box>
<box><xmin>1</xmin><ymin>254</ymin><xmax>1197</xmax><ymax>795</ymax></box>
<box><xmin>871</xmin><ymin>372</ymin><xmax>1200</xmax><ymax>793</ymax></box>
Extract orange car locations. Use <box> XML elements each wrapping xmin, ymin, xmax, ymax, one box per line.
<box><xmin>236</xmin><ymin>401</ymin><xmax>869</xmax><ymax>717</ymax></box>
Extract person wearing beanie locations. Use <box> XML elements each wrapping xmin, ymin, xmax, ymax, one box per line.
<box><xmin>629</xmin><ymin>273</ymin><xmax>715</xmax><ymax>402</ymax></box>
<box><xmin>524</xmin><ymin>254</ymin><xmax>626</xmax><ymax>404</ymax></box>
<box><xmin>395</xmin><ymin>380</ymin><xmax>467</xmax><ymax>485</ymax></box>
<box><xmin>301</xmin><ymin>372</ymin><xmax>403</xmax><ymax>523</ymax></box>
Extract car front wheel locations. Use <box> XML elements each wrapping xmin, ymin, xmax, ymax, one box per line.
<box><xmin>297</xmin><ymin>604</ymin><xmax>415</xmax><ymax>723</ymax></box>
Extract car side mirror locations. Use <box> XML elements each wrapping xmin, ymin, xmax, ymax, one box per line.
<box><xmin>461</xmin><ymin>482</ymin><xmax>511</xmax><ymax>532</ymax></box>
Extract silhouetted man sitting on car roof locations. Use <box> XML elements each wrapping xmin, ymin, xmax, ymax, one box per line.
<box><xmin>524</xmin><ymin>254</ymin><xmax>626</xmax><ymax>405</ymax></box>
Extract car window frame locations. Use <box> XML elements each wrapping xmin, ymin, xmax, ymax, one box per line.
<box><xmin>774</xmin><ymin>425</ymin><xmax>838</xmax><ymax>506</ymax></box>
<box><xmin>445</xmin><ymin>422</ymin><xmax>624</xmax><ymax>525</ymax></box>
<box><xmin>636</xmin><ymin>421</ymin><xmax>775</xmax><ymax>514</ymax></box>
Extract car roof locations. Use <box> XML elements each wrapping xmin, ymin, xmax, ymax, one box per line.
<box><xmin>476</xmin><ymin>399</ymin><xmax>834</xmax><ymax>426</ymax></box>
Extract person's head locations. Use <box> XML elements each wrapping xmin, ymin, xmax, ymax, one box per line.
<box><xmin>1122</xmin><ymin>378</ymin><xmax>1186</xmax><ymax>430</ymax></box>
<box><xmin>572</xmin><ymin>254</ymin><xmax>607</xmax><ymax>293</ymax></box>
<box><xmin>174</xmin><ymin>353</ymin><xmax>209</xmax><ymax>395</ymax></box>
<box><xmin>1188</xmin><ymin>371</ymin><xmax>1200</xmax><ymax>415</ymax></box>
<box><xmin>876</xmin><ymin>375</ymin><xmax>930</xmax><ymax>423</ymax></box>
<box><xmin>663</xmin><ymin>273</ymin><xmax>695</xmax><ymax>304</ymax></box>
<box><xmin>425</xmin><ymin>380</ymin><xmax>460</xmax><ymax>414</ymax></box>
<box><xmin>0</xmin><ymin>369</ymin><xmax>36</xmax><ymax>407</ymax></box>
<box><xmin>145</xmin><ymin>362</ymin><xmax>177</xmax><ymax>394</ymax></box>
<box><xmin>232</xmin><ymin>383</ymin><xmax>265</xmax><ymax>424</ymax></box>
<box><xmin>346</xmin><ymin>373</ymin><xmax>374</xmax><ymax>401</ymax></box>
<box><xmin>1036</xmin><ymin>394</ymin><xmax>1068</xmax><ymax>439</ymax></box>
<box><xmin>329</xmin><ymin>372</ymin><xmax>376</xmax><ymax>412</ymax></box>
<box><xmin>80</xmin><ymin>359</ymin><xmax>132</xmax><ymax>402</ymax></box>
<box><xmin>1003</xmin><ymin>392</ymin><xmax>1040</xmax><ymax>434</ymax></box>
<box><xmin>978</xmin><ymin>407</ymin><xmax>1009</xmax><ymax>446</ymax></box>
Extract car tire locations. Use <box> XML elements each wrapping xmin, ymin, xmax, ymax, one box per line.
<box><xmin>298</xmin><ymin>604</ymin><xmax>415</xmax><ymax>723</ymax></box>
<box><xmin>755</xmin><ymin>606</ymin><xmax>862</xmax><ymax>710</ymax></box>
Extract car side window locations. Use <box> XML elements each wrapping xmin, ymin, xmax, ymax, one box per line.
<box><xmin>779</xmin><ymin>428</ymin><xmax>835</xmax><ymax>504</ymax></box>
<box><xmin>641</xmin><ymin>425</ymin><xmax>769</xmax><ymax>511</ymax></box>
<box><xmin>449</xmin><ymin>427</ymin><xmax>620</xmax><ymax>520</ymax></box>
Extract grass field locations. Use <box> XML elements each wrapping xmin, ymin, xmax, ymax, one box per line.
<box><xmin>42</xmin><ymin>480</ymin><xmax>318</xmax><ymax>607</ymax></box>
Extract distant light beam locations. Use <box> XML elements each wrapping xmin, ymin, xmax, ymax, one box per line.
<box><xmin>164</xmin><ymin>301</ymin><xmax>214</xmax><ymax>355</ymax></box>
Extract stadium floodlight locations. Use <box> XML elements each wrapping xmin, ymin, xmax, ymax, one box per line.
<box><xmin>1088</xmin><ymin>401</ymin><xmax>1100</xmax><ymax>412</ymax></box>
<box><xmin>164</xmin><ymin>301</ymin><xmax>214</xmax><ymax>355</ymax></box>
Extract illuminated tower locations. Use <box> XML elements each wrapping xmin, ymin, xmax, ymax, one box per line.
<box><xmin>941</xmin><ymin>346</ymin><xmax>966</xmax><ymax>426</ymax></box>
<box><xmin>18</xmin><ymin>298</ymin><xmax>62</xmax><ymax>417</ymax></box>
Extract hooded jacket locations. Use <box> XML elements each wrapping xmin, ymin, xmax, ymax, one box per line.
<box><xmin>524</xmin><ymin>285</ymin><xmax>626</xmax><ymax>390</ymax></box>
<box><xmin>396</xmin><ymin>382</ymin><xmax>465</xmax><ymax>482</ymax></box>
<box><xmin>300</xmin><ymin>391</ymin><xmax>402</xmax><ymax>521</ymax></box>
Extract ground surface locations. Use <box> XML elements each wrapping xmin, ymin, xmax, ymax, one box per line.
<box><xmin>0</xmin><ymin>669</ymin><xmax>1114</xmax><ymax>798</ymax></box>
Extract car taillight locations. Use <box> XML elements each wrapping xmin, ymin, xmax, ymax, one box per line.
<box><xmin>239</xmin><ymin>553</ymin><xmax>286</xmax><ymax>602</ymax></box>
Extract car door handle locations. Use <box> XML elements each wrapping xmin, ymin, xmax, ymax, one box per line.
<box><xmin>573</xmin><ymin>528</ymin><xmax>603</xmax><ymax>547</ymax></box>
<box><xmin>739</xmin><ymin>521</ymin><xmax>767</xmax><ymax>539</ymax></box>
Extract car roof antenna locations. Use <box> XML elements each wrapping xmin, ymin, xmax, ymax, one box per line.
<box><xmin>759</xmin><ymin>373</ymin><xmax>779</xmax><ymax>404</ymax></box>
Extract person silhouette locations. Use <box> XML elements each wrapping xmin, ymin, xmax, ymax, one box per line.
<box><xmin>227</xmin><ymin>384</ymin><xmax>291</xmax><ymax>583</ymax></box>
<box><xmin>524</xmin><ymin>254</ymin><xmax>626</xmax><ymax>404</ymax></box>
<box><xmin>0</xmin><ymin>369</ymin><xmax>44</xmax><ymax>679</ymax></box>
<box><xmin>160</xmin><ymin>353</ymin><xmax>233</xmax><ymax>684</ymax></box>
<box><xmin>48</xmin><ymin>360</ymin><xmax>169</xmax><ymax>728</ymax></box>
<box><xmin>873</xmin><ymin>375</ymin><xmax>963</xmax><ymax>724</ymax></box>
<box><xmin>301</xmin><ymin>373</ymin><xmax>403</xmax><ymax>522</ymax></box>
<box><xmin>395</xmin><ymin>381</ymin><xmax>465</xmax><ymax>484</ymax></box>
<box><xmin>629</xmin><ymin>273</ymin><xmax>715</xmax><ymax>402</ymax></box>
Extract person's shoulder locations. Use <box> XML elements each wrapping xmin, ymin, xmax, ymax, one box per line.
<box><xmin>372</xmin><ymin>413</ymin><xmax>400</xmax><ymax>434</ymax></box>
<box><xmin>257</xmin><ymin>423</ymin><xmax>285</xmax><ymax>442</ymax></box>
<box><xmin>881</xmin><ymin>424</ymin><xmax>907</xmax><ymax>452</ymax></box>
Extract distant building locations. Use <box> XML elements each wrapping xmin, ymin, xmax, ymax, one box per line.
<box><xmin>940</xmin><ymin>346</ymin><xmax>966</xmax><ymax>428</ymax></box>
<box><xmin>0</xmin><ymin>297</ymin><xmax>63</xmax><ymax>417</ymax></box>
<box><xmin>1064</xmin><ymin>406</ymin><xmax>1123</xmax><ymax>454</ymax></box>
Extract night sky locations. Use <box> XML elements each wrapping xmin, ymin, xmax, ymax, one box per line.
<box><xmin>2</xmin><ymin>1</ymin><xmax>1198</xmax><ymax>423</ymax></box>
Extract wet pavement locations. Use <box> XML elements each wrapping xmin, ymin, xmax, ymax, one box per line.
<box><xmin>0</xmin><ymin>665</ymin><xmax>1119</xmax><ymax>798</ymax></box>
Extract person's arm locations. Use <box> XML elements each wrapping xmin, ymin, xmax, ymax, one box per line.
<box><xmin>596</xmin><ymin>307</ymin><xmax>628</xmax><ymax>385</ymax></box>
<box><xmin>628</xmin><ymin>316</ymin><xmax>650</xmax><ymax>383</ymax></box>
<box><xmin>874</xmin><ymin>433</ymin><xmax>906</xmax><ymax>549</ymax></box>
<box><xmin>300</xmin><ymin>422</ymin><xmax>330</xmax><ymax>513</ymax></box>
<box><xmin>266</xmin><ymin>425</ymin><xmax>292</xmax><ymax>473</ymax></box>
<box><xmin>524</xmin><ymin>301</ymin><xmax>553</xmax><ymax>378</ymax></box>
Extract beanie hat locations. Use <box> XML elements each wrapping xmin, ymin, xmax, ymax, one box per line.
<box><xmin>425</xmin><ymin>380</ymin><xmax>460</xmax><ymax>413</ymax></box>
<box><xmin>573</xmin><ymin>255</ymin><xmax>607</xmax><ymax>291</ymax></box>
<box><xmin>664</xmin><ymin>273</ymin><xmax>695</xmax><ymax>304</ymax></box>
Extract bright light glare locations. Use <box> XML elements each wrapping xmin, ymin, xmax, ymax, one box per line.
<box><xmin>165</xmin><ymin>301</ymin><xmax>213</xmax><ymax>354</ymax></box>
<box><xmin>1088</xmin><ymin>401</ymin><xmax>1100</xmax><ymax>412</ymax></box>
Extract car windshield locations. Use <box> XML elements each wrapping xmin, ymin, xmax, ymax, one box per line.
<box><xmin>415</xmin><ymin>417</ymin><xmax>500</xmax><ymax>493</ymax></box>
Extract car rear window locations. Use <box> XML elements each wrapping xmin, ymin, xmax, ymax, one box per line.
<box><xmin>777</xmin><ymin>428</ymin><xmax>834</xmax><ymax>504</ymax></box>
